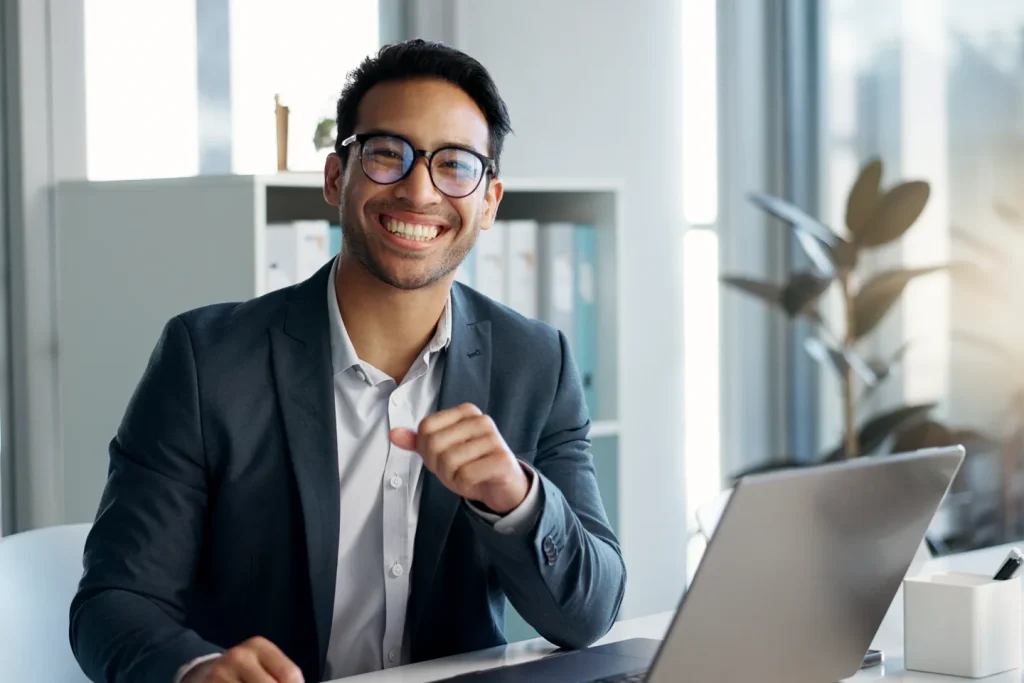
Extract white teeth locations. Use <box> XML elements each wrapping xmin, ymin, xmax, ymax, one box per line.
<box><xmin>383</xmin><ymin>217</ymin><xmax>440</xmax><ymax>241</ymax></box>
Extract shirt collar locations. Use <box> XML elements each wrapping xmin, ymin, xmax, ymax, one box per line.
<box><xmin>326</xmin><ymin>256</ymin><xmax>452</xmax><ymax>376</ymax></box>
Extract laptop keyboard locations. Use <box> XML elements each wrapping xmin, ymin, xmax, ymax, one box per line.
<box><xmin>591</xmin><ymin>670</ymin><xmax>648</xmax><ymax>682</ymax></box>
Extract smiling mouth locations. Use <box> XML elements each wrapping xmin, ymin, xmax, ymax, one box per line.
<box><xmin>380</xmin><ymin>215</ymin><xmax>450</xmax><ymax>242</ymax></box>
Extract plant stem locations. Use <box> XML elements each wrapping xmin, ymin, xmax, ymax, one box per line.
<box><xmin>841</xmin><ymin>271</ymin><xmax>859</xmax><ymax>459</ymax></box>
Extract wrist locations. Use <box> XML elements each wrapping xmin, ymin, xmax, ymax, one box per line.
<box><xmin>486</xmin><ymin>463</ymin><xmax>532</xmax><ymax>514</ymax></box>
<box><xmin>180</xmin><ymin>658</ymin><xmax>218</xmax><ymax>683</ymax></box>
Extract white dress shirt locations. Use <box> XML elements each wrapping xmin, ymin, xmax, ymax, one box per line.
<box><xmin>175</xmin><ymin>257</ymin><xmax>541</xmax><ymax>683</ymax></box>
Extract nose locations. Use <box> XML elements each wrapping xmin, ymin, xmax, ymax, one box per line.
<box><xmin>393</xmin><ymin>155</ymin><xmax>443</xmax><ymax>206</ymax></box>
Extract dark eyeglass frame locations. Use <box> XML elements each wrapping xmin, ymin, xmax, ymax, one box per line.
<box><xmin>340</xmin><ymin>132</ymin><xmax>497</xmax><ymax>198</ymax></box>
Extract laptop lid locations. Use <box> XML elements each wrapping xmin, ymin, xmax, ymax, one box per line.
<box><xmin>649</xmin><ymin>446</ymin><xmax>964</xmax><ymax>683</ymax></box>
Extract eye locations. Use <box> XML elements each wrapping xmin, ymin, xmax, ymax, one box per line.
<box><xmin>442</xmin><ymin>159</ymin><xmax>473</xmax><ymax>172</ymax></box>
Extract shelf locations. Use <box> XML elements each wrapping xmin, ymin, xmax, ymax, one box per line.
<box><xmin>55</xmin><ymin>173</ymin><xmax>624</xmax><ymax>525</ymax></box>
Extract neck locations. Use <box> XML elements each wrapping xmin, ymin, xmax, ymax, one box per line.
<box><xmin>333</xmin><ymin>254</ymin><xmax>450</xmax><ymax>382</ymax></box>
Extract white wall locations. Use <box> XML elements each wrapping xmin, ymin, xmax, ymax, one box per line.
<box><xmin>414</xmin><ymin>0</ymin><xmax>689</xmax><ymax>619</ymax></box>
<box><xmin>4</xmin><ymin>0</ymin><xmax>88</xmax><ymax>533</ymax></box>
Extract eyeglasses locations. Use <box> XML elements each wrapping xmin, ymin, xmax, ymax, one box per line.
<box><xmin>340</xmin><ymin>133</ymin><xmax>496</xmax><ymax>199</ymax></box>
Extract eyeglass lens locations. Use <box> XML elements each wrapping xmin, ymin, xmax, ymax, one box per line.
<box><xmin>361</xmin><ymin>135</ymin><xmax>485</xmax><ymax>198</ymax></box>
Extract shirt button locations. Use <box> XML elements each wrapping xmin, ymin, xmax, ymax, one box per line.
<box><xmin>355</xmin><ymin>368</ymin><xmax>366</xmax><ymax>382</ymax></box>
<box><xmin>389</xmin><ymin>475</ymin><xmax>403</xmax><ymax>489</ymax></box>
<box><xmin>388</xmin><ymin>650</ymin><xmax>397</xmax><ymax>663</ymax></box>
<box><xmin>390</xmin><ymin>563</ymin><xmax>404</xmax><ymax>578</ymax></box>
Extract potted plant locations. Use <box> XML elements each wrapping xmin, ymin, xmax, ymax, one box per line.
<box><xmin>723</xmin><ymin>159</ymin><xmax>994</xmax><ymax>477</ymax></box>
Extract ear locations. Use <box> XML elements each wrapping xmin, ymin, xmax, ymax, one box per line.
<box><xmin>323</xmin><ymin>153</ymin><xmax>343</xmax><ymax>206</ymax></box>
<box><xmin>479</xmin><ymin>176</ymin><xmax>504</xmax><ymax>231</ymax></box>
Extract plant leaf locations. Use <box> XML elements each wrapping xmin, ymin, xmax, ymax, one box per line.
<box><xmin>747</xmin><ymin>192</ymin><xmax>857</xmax><ymax>276</ymax></box>
<box><xmin>793</xmin><ymin>230</ymin><xmax>838</xmax><ymax>277</ymax></box>
<box><xmin>856</xmin><ymin>181</ymin><xmax>930</xmax><ymax>247</ymax></box>
<box><xmin>865</xmin><ymin>341</ymin><xmax>912</xmax><ymax>380</ymax></box>
<box><xmin>952</xmin><ymin>329</ymin><xmax>1017</xmax><ymax>366</ymax></box>
<box><xmin>722</xmin><ymin>275</ymin><xmax>828</xmax><ymax>324</ymax></box>
<box><xmin>995</xmin><ymin>200</ymin><xmax>1024</xmax><ymax>226</ymax></box>
<box><xmin>950</xmin><ymin>261</ymin><xmax>1002</xmax><ymax>296</ymax></box>
<box><xmin>747</xmin><ymin>192</ymin><xmax>842</xmax><ymax>246</ymax></box>
<box><xmin>950</xmin><ymin>225</ymin><xmax>1005</xmax><ymax>266</ymax></box>
<box><xmin>720</xmin><ymin>276</ymin><xmax>782</xmax><ymax>309</ymax></box>
<box><xmin>823</xmin><ymin>403</ymin><xmax>936</xmax><ymax>461</ymax></box>
<box><xmin>780</xmin><ymin>271</ymin><xmax>833</xmax><ymax>317</ymax></box>
<box><xmin>859</xmin><ymin>342</ymin><xmax>911</xmax><ymax>404</ymax></box>
<box><xmin>853</xmin><ymin>266</ymin><xmax>946</xmax><ymax>340</ymax></box>
<box><xmin>804</xmin><ymin>337</ymin><xmax>877</xmax><ymax>386</ymax></box>
<box><xmin>846</xmin><ymin>158</ymin><xmax>883</xmax><ymax>236</ymax></box>
<box><xmin>831</xmin><ymin>240</ymin><xmax>860</xmax><ymax>270</ymax></box>
<box><xmin>891</xmin><ymin>419</ymin><xmax>1002</xmax><ymax>455</ymax></box>
<box><xmin>730</xmin><ymin>459</ymin><xmax>808</xmax><ymax>482</ymax></box>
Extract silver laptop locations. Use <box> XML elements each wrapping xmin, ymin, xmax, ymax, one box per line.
<box><xmin>436</xmin><ymin>446</ymin><xmax>965</xmax><ymax>683</ymax></box>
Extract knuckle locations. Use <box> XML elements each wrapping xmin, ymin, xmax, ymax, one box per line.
<box><xmin>440</xmin><ymin>456</ymin><xmax>457</xmax><ymax>482</ymax></box>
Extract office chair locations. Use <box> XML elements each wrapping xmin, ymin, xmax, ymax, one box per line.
<box><xmin>0</xmin><ymin>522</ymin><xmax>93</xmax><ymax>682</ymax></box>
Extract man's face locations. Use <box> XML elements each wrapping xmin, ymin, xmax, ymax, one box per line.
<box><xmin>324</xmin><ymin>78</ymin><xmax>503</xmax><ymax>291</ymax></box>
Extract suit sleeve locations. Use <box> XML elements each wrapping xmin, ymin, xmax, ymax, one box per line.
<box><xmin>466</xmin><ymin>330</ymin><xmax>627</xmax><ymax>649</ymax></box>
<box><xmin>69</xmin><ymin>316</ymin><xmax>224</xmax><ymax>683</ymax></box>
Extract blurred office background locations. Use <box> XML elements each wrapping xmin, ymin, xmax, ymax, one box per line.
<box><xmin>2</xmin><ymin>0</ymin><xmax>1024</xmax><ymax>637</ymax></box>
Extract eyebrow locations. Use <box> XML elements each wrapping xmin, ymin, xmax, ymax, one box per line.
<box><xmin>361</xmin><ymin>128</ymin><xmax>488</xmax><ymax>156</ymax></box>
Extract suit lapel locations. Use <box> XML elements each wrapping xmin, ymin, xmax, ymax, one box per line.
<box><xmin>269</xmin><ymin>260</ymin><xmax>339</xmax><ymax>679</ymax></box>
<box><xmin>412</xmin><ymin>284</ymin><xmax>492</xmax><ymax>632</ymax></box>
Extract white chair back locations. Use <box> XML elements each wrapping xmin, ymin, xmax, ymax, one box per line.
<box><xmin>0</xmin><ymin>523</ymin><xmax>93</xmax><ymax>682</ymax></box>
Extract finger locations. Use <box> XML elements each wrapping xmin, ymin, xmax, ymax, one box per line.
<box><xmin>436</xmin><ymin>433</ymin><xmax>501</xmax><ymax>491</ymax></box>
<box><xmin>421</xmin><ymin>414</ymin><xmax>496</xmax><ymax>466</ymax></box>
<box><xmin>389</xmin><ymin>427</ymin><xmax>418</xmax><ymax>451</ymax></box>
<box><xmin>248</xmin><ymin>637</ymin><xmax>304</xmax><ymax>683</ymax></box>
<box><xmin>189</xmin><ymin>659</ymin><xmax>238</xmax><ymax>683</ymax></box>
<box><xmin>417</xmin><ymin>402</ymin><xmax>482</xmax><ymax>438</ymax></box>
<box><xmin>453</xmin><ymin>451</ymin><xmax>514</xmax><ymax>495</ymax></box>
<box><xmin>216</xmin><ymin>647</ymin><xmax>276</xmax><ymax>683</ymax></box>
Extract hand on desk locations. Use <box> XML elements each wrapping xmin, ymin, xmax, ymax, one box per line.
<box><xmin>390</xmin><ymin>403</ymin><xmax>530</xmax><ymax>514</ymax></box>
<box><xmin>182</xmin><ymin>637</ymin><xmax>303</xmax><ymax>683</ymax></box>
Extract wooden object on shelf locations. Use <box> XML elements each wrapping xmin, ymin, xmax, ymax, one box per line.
<box><xmin>275</xmin><ymin>95</ymin><xmax>289</xmax><ymax>171</ymax></box>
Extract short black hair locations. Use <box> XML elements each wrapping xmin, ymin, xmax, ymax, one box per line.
<box><xmin>335</xmin><ymin>39</ymin><xmax>512</xmax><ymax>175</ymax></box>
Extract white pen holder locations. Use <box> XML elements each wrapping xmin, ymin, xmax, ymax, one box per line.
<box><xmin>903</xmin><ymin>571</ymin><xmax>1021</xmax><ymax>678</ymax></box>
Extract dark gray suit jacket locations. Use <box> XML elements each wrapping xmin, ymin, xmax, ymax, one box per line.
<box><xmin>69</xmin><ymin>260</ymin><xmax>625</xmax><ymax>683</ymax></box>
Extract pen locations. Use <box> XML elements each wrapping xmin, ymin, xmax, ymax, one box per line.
<box><xmin>993</xmin><ymin>548</ymin><xmax>1023</xmax><ymax>580</ymax></box>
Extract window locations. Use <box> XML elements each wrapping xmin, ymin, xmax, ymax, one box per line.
<box><xmin>229</xmin><ymin>0</ymin><xmax>379</xmax><ymax>174</ymax></box>
<box><xmin>681</xmin><ymin>0</ymin><xmax>722</xmax><ymax>583</ymax></box>
<box><xmin>823</xmin><ymin>0</ymin><xmax>1024</xmax><ymax>550</ymax></box>
<box><xmin>84</xmin><ymin>0</ymin><xmax>380</xmax><ymax>180</ymax></box>
<box><xmin>84</xmin><ymin>0</ymin><xmax>199</xmax><ymax>180</ymax></box>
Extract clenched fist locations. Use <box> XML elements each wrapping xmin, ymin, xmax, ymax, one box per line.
<box><xmin>390</xmin><ymin>403</ymin><xmax>530</xmax><ymax>514</ymax></box>
<box><xmin>181</xmin><ymin>636</ymin><xmax>303</xmax><ymax>683</ymax></box>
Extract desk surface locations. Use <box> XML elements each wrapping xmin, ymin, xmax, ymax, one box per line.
<box><xmin>334</xmin><ymin>541</ymin><xmax>1023</xmax><ymax>682</ymax></box>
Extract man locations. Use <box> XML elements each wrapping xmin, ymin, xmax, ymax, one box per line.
<box><xmin>70</xmin><ymin>39</ymin><xmax>624</xmax><ymax>683</ymax></box>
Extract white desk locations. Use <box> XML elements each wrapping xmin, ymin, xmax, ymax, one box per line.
<box><xmin>334</xmin><ymin>541</ymin><xmax>1024</xmax><ymax>682</ymax></box>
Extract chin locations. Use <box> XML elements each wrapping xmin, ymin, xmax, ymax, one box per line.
<box><xmin>373</xmin><ymin>264</ymin><xmax>447</xmax><ymax>291</ymax></box>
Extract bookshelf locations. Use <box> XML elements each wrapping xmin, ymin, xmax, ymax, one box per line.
<box><xmin>55</xmin><ymin>172</ymin><xmax>625</xmax><ymax>641</ymax></box>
